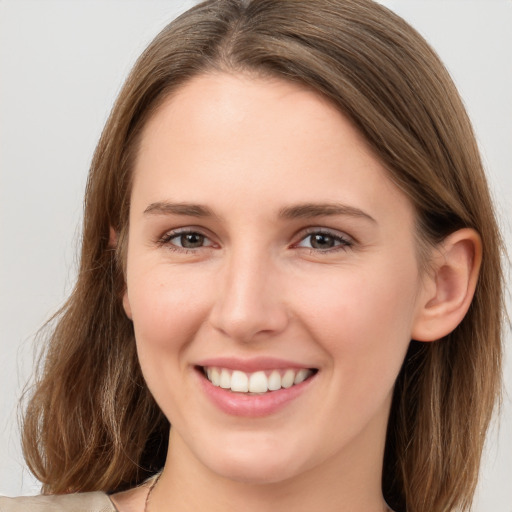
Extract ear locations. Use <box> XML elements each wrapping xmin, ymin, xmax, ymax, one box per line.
<box><xmin>411</xmin><ymin>228</ymin><xmax>482</xmax><ymax>342</ymax></box>
<box><xmin>109</xmin><ymin>226</ymin><xmax>118</xmax><ymax>248</ymax></box>
<box><xmin>122</xmin><ymin>290</ymin><xmax>133</xmax><ymax>320</ymax></box>
<box><xmin>110</xmin><ymin>225</ymin><xmax>133</xmax><ymax>319</ymax></box>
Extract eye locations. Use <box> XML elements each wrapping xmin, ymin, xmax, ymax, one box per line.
<box><xmin>295</xmin><ymin>230</ymin><xmax>353</xmax><ymax>251</ymax></box>
<box><xmin>158</xmin><ymin>230</ymin><xmax>215</xmax><ymax>250</ymax></box>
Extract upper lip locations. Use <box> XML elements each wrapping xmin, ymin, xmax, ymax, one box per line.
<box><xmin>195</xmin><ymin>357</ymin><xmax>316</xmax><ymax>373</ymax></box>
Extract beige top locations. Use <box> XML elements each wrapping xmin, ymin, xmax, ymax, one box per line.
<box><xmin>0</xmin><ymin>492</ymin><xmax>117</xmax><ymax>512</ymax></box>
<box><xmin>0</xmin><ymin>472</ymin><xmax>158</xmax><ymax>512</ymax></box>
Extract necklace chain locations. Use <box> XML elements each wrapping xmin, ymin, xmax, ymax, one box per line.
<box><xmin>144</xmin><ymin>472</ymin><xmax>161</xmax><ymax>512</ymax></box>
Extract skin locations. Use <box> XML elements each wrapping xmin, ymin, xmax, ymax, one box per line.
<box><xmin>113</xmin><ymin>72</ymin><xmax>481</xmax><ymax>512</ymax></box>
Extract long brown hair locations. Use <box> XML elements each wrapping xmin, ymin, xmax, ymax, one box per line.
<box><xmin>22</xmin><ymin>1</ymin><xmax>504</xmax><ymax>510</ymax></box>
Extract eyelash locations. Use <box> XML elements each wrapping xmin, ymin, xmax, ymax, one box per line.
<box><xmin>156</xmin><ymin>228</ymin><xmax>354</xmax><ymax>254</ymax></box>
<box><xmin>157</xmin><ymin>229</ymin><xmax>216</xmax><ymax>253</ymax></box>
<box><xmin>294</xmin><ymin>228</ymin><xmax>354</xmax><ymax>254</ymax></box>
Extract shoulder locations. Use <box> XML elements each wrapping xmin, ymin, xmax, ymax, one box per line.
<box><xmin>0</xmin><ymin>491</ymin><xmax>116</xmax><ymax>512</ymax></box>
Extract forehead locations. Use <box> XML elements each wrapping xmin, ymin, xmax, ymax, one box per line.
<box><xmin>131</xmin><ymin>72</ymin><xmax>412</xmax><ymax>224</ymax></box>
<box><xmin>141</xmin><ymin>72</ymin><xmax>369</xmax><ymax>150</ymax></box>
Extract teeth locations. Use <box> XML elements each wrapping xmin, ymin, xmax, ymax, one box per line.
<box><xmin>210</xmin><ymin>367</ymin><xmax>220</xmax><ymax>386</ymax></box>
<box><xmin>294</xmin><ymin>369</ymin><xmax>310</xmax><ymax>385</ymax></box>
<box><xmin>249</xmin><ymin>371</ymin><xmax>268</xmax><ymax>393</ymax></box>
<box><xmin>281</xmin><ymin>369</ymin><xmax>295</xmax><ymax>388</ymax></box>
<box><xmin>219</xmin><ymin>369</ymin><xmax>231</xmax><ymax>389</ymax></box>
<box><xmin>268</xmin><ymin>370</ymin><xmax>281</xmax><ymax>391</ymax></box>
<box><xmin>204</xmin><ymin>367</ymin><xmax>314</xmax><ymax>393</ymax></box>
<box><xmin>231</xmin><ymin>370</ymin><xmax>249</xmax><ymax>392</ymax></box>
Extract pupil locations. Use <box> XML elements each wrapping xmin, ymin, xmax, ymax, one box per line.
<box><xmin>311</xmin><ymin>233</ymin><xmax>334</xmax><ymax>249</ymax></box>
<box><xmin>181</xmin><ymin>233</ymin><xmax>204</xmax><ymax>248</ymax></box>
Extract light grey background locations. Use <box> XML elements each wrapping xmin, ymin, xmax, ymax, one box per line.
<box><xmin>1</xmin><ymin>1</ymin><xmax>511</xmax><ymax>509</ymax></box>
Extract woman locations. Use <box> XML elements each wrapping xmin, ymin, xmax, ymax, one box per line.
<box><xmin>0</xmin><ymin>0</ymin><xmax>505</xmax><ymax>511</ymax></box>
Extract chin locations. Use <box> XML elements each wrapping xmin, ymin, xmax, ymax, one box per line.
<box><xmin>198</xmin><ymin>439</ymin><xmax>310</xmax><ymax>485</ymax></box>
<box><xmin>212</xmin><ymin>458</ymin><xmax>302</xmax><ymax>485</ymax></box>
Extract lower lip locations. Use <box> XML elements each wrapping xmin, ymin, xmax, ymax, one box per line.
<box><xmin>196</xmin><ymin>369</ymin><xmax>316</xmax><ymax>418</ymax></box>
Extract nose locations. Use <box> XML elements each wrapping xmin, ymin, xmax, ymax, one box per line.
<box><xmin>208</xmin><ymin>248</ymin><xmax>289</xmax><ymax>343</ymax></box>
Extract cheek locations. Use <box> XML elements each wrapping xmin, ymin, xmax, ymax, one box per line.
<box><xmin>126</xmin><ymin>267</ymin><xmax>213</xmax><ymax>373</ymax></box>
<box><xmin>126</xmin><ymin>267</ymin><xmax>217</xmax><ymax>423</ymax></box>
<box><xmin>295</xmin><ymin>259</ymin><xmax>419</xmax><ymax>379</ymax></box>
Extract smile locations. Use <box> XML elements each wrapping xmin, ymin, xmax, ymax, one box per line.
<box><xmin>202</xmin><ymin>367</ymin><xmax>316</xmax><ymax>394</ymax></box>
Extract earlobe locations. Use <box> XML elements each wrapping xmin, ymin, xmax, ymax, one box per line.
<box><xmin>412</xmin><ymin>228</ymin><xmax>482</xmax><ymax>342</ymax></box>
<box><xmin>109</xmin><ymin>226</ymin><xmax>118</xmax><ymax>248</ymax></box>
<box><xmin>123</xmin><ymin>291</ymin><xmax>133</xmax><ymax>320</ymax></box>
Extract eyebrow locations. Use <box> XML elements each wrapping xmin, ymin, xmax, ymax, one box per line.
<box><xmin>144</xmin><ymin>202</ymin><xmax>215</xmax><ymax>217</ymax></box>
<box><xmin>143</xmin><ymin>201</ymin><xmax>376</xmax><ymax>223</ymax></box>
<box><xmin>278</xmin><ymin>203</ymin><xmax>376</xmax><ymax>223</ymax></box>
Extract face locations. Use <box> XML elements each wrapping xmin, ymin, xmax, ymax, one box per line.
<box><xmin>123</xmin><ymin>72</ymin><xmax>428</xmax><ymax>485</ymax></box>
